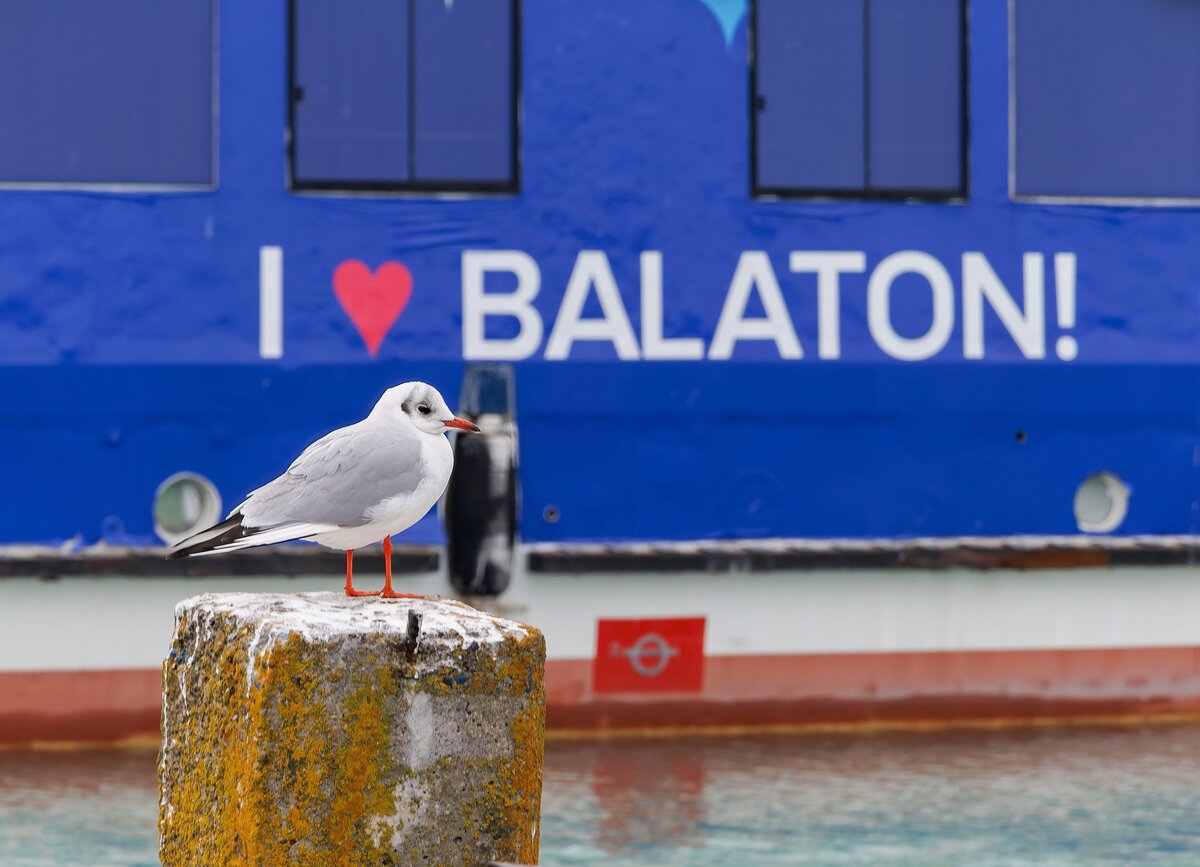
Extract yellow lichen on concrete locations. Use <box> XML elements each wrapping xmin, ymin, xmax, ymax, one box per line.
<box><xmin>159</xmin><ymin>592</ymin><xmax>545</xmax><ymax>867</ymax></box>
<box><xmin>158</xmin><ymin>610</ymin><xmax>256</xmax><ymax>865</ymax></box>
<box><xmin>489</xmin><ymin>632</ymin><xmax>547</xmax><ymax>863</ymax></box>
<box><xmin>249</xmin><ymin>635</ymin><xmax>398</xmax><ymax>865</ymax></box>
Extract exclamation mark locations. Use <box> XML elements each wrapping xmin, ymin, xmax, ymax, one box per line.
<box><xmin>1054</xmin><ymin>253</ymin><xmax>1077</xmax><ymax>361</ymax></box>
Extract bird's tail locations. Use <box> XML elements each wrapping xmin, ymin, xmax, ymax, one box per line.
<box><xmin>166</xmin><ymin>512</ymin><xmax>335</xmax><ymax>559</ymax></box>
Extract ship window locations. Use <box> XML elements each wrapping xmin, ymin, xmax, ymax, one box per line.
<box><xmin>154</xmin><ymin>472</ymin><xmax>223</xmax><ymax>545</ymax></box>
<box><xmin>752</xmin><ymin>0</ymin><xmax>965</xmax><ymax>199</ymax></box>
<box><xmin>1013</xmin><ymin>0</ymin><xmax>1200</xmax><ymax>201</ymax></box>
<box><xmin>0</xmin><ymin>0</ymin><xmax>214</xmax><ymax>187</ymax></box>
<box><xmin>290</xmin><ymin>0</ymin><xmax>518</xmax><ymax>192</ymax></box>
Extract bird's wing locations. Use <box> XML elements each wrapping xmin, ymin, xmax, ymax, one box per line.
<box><xmin>238</xmin><ymin>424</ymin><xmax>425</xmax><ymax>529</ymax></box>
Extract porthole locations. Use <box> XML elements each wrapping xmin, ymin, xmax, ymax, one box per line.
<box><xmin>154</xmin><ymin>472</ymin><xmax>221</xmax><ymax>545</ymax></box>
<box><xmin>1073</xmin><ymin>472</ymin><xmax>1129</xmax><ymax>534</ymax></box>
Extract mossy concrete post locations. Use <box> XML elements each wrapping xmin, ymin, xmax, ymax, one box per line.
<box><xmin>158</xmin><ymin>592</ymin><xmax>545</xmax><ymax>867</ymax></box>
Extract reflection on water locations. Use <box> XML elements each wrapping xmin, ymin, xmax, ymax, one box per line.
<box><xmin>0</xmin><ymin>749</ymin><xmax>158</xmax><ymax>867</ymax></box>
<box><xmin>2</xmin><ymin>726</ymin><xmax>1200</xmax><ymax>865</ymax></box>
<box><xmin>541</xmin><ymin>726</ymin><xmax>1200</xmax><ymax>866</ymax></box>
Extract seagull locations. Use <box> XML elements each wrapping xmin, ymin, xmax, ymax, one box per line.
<box><xmin>167</xmin><ymin>382</ymin><xmax>480</xmax><ymax>598</ymax></box>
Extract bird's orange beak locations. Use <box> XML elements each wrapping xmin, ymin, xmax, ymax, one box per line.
<box><xmin>444</xmin><ymin>417</ymin><xmax>481</xmax><ymax>433</ymax></box>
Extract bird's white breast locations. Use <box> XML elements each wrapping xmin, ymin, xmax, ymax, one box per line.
<box><xmin>367</xmin><ymin>433</ymin><xmax>454</xmax><ymax>533</ymax></box>
<box><xmin>312</xmin><ymin>434</ymin><xmax>452</xmax><ymax>551</ymax></box>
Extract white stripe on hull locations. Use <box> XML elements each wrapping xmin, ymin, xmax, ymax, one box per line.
<box><xmin>2</xmin><ymin>559</ymin><xmax>1199</xmax><ymax>673</ymax></box>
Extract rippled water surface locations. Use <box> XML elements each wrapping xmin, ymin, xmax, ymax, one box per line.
<box><xmin>2</xmin><ymin>726</ymin><xmax>1200</xmax><ymax>865</ymax></box>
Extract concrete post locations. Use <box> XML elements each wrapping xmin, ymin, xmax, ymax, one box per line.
<box><xmin>159</xmin><ymin>592</ymin><xmax>545</xmax><ymax>867</ymax></box>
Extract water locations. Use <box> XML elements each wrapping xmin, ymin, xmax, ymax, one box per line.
<box><xmin>0</xmin><ymin>750</ymin><xmax>158</xmax><ymax>867</ymax></box>
<box><xmin>2</xmin><ymin>726</ymin><xmax>1199</xmax><ymax>865</ymax></box>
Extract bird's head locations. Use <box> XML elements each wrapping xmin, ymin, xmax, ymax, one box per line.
<box><xmin>374</xmin><ymin>382</ymin><xmax>480</xmax><ymax>436</ymax></box>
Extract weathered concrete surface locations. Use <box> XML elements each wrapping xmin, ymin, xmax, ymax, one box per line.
<box><xmin>159</xmin><ymin>592</ymin><xmax>545</xmax><ymax>867</ymax></box>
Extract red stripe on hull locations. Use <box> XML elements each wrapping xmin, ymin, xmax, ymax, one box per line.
<box><xmin>3</xmin><ymin>646</ymin><xmax>1200</xmax><ymax>744</ymax></box>
<box><xmin>546</xmin><ymin>646</ymin><xmax>1200</xmax><ymax>732</ymax></box>
<box><xmin>0</xmin><ymin>669</ymin><xmax>161</xmax><ymax>745</ymax></box>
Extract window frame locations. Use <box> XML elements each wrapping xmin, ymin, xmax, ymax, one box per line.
<box><xmin>749</xmin><ymin>0</ymin><xmax>969</xmax><ymax>202</ymax></box>
<box><xmin>0</xmin><ymin>0</ymin><xmax>219</xmax><ymax>192</ymax></box>
<box><xmin>286</xmin><ymin>0</ymin><xmax>521</xmax><ymax>196</ymax></box>
<box><xmin>1008</xmin><ymin>0</ymin><xmax>1200</xmax><ymax>207</ymax></box>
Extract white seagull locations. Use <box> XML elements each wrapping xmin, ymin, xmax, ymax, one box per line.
<box><xmin>168</xmin><ymin>382</ymin><xmax>480</xmax><ymax>598</ymax></box>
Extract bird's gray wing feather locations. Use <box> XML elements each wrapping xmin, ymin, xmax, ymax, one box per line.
<box><xmin>238</xmin><ymin>424</ymin><xmax>423</xmax><ymax>528</ymax></box>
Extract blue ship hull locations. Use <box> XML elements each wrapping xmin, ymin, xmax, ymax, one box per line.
<box><xmin>1</xmin><ymin>0</ymin><xmax>1198</xmax><ymax>547</ymax></box>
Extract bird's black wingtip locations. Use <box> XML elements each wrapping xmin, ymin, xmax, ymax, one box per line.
<box><xmin>163</xmin><ymin>512</ymin><xmax>245</xmax><ymax>561</ymax></box>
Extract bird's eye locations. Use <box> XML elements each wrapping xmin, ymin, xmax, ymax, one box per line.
<box><xmin>417</xmin><ymin>404</ymin><xmax>431</xmax><ymax>415</ymax></box>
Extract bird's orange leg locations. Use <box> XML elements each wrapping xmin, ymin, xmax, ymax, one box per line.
<box><xmin>380</xmin><ymin>536</ymin><xmax>420</xmax><ymax>599</ymax></box>
<box><xmin>344</xmin><ymin>549</ymin><xmax>380</xmax><ymax>597</ymax></box>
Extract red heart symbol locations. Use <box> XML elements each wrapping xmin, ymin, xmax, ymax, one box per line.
<box><xmin>332</xmin><ymin>260</ymin><xmax>413</xmax><ymax>357</ymax></box>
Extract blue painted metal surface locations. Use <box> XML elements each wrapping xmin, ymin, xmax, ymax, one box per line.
<box><xmin>0</xmin><ymin>0</ymin><xmax>1198</xmax><ymax>547</ymax></box>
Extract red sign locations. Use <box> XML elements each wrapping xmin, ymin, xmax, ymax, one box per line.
<box><xmin>593</xmin><ymin>617</ymin><xmax>706</xmax><ymax>694</ymax></box>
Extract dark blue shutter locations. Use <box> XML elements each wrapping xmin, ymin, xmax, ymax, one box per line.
<box><xmin>868</xmin><ymin>0</ymin><xmax>962</xmax><ymax>192</ymax></box>
<box><xmin>412</xmin><ymin>0</ymin><xmax>514</xmax><ymax>185</ymax></box>
<box><xmin>293</xmin><ymin>0</ymin><xmax>411</xmax><ymax>185</ymax></box>
<box><xmin>755</xmin><ymin>0</ymin><xmax>866</xmax><ymax>192</ymax></box>
<box><xmin>0</xmin><ymin>0</ymin><xmax>212</xmax><ymax>185</ymax></box>
<box><xmin>1015</xmin><ymin>0</ymin><xmax>1200</xmax><ymax>198</ymax></box>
